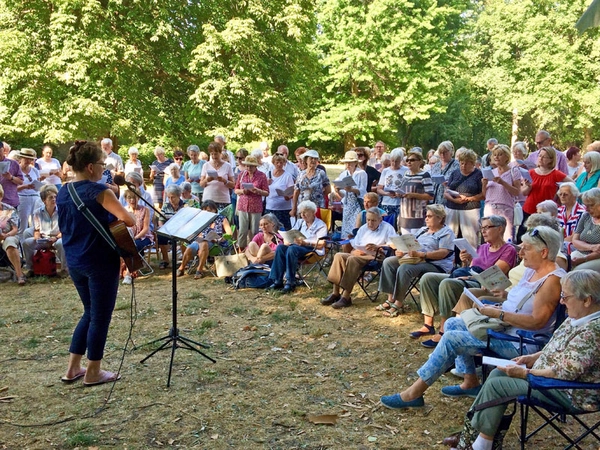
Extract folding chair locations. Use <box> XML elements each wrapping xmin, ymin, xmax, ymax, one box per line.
<box><xmin>517</xmin><ymin>374</ymin><xmax>600</xmax><ymax>450</ymax></box>
<box><xmin>356</xmin><ymin>246</ymin><xmax>394</xmax><ymax>302</ymax></box>
<box><xmin>382</xmin><ymin>213</ymin><xmax>397</xmax><ymax>231</ymax></box>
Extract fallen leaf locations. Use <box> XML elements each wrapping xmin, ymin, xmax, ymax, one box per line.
<box><xmin>211</xmin><ymin>434</ymin><xmax>219</xmax><ymax>440</ymax></box>
<box><xmin>327</xmin><ymin>343</ymin><xmax>337</xmax><ymax>350</ymax></box>
<box><xmin>307</xmin><ymin>414</ymin><xmax>338</xmax><ymax>425</ymax></box>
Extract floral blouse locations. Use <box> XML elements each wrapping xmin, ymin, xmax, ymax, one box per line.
<box><xmin>533</xmin><ymin>316</ymin><xmax>600</xmax><ymax>411</ymax></box>
<box><xmin>295</xmin><ymin>169</ymin><xmax>330</xmax><ymax>208</ymax></box>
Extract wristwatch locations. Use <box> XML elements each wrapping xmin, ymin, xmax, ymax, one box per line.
<box><xmin>499</xmin><ymin>311</ymin><xmax>505</xmax><ymax>321</ymax></box>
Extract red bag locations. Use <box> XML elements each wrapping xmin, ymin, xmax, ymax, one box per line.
<box><xmin>33</xmin><ymin>249</ymin><xmax>57</xmax><ymax>277</ymax></box>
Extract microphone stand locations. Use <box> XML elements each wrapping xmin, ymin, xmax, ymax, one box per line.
<box><xmin>122</xmin><ymin>182</ymin><xmax>216</xmax><ymax>387</ymax></box>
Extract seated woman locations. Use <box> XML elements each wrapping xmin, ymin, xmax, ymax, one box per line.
<box><xmin>321</xmin><ymin>208</ymin><xmax>397</xmax><ymax>309</ymax></box>
<box><xmin>245</xmin><ymin>213</ymin><xmax>283</xmax><ymax>266</ymax></box>
<box><xmin>556</xmin><ymin>182</ymin><xmax>585</xmax><ymax>251</ymax></box>
<box><xmin>413</xmin><ymin>215</ymin><xmax>518</xmax><ymax>347</ymax></box>
<box><xmin>379</xmin><ymin>226</ymin><xmax>565</xmax><ymax>409</ymax></box>
<box><xmin>446</xmin><ymin>269</ymin><xmax>600</xmax><ymax>450</ymax></box>
<box><xmin>536</xmin><ymin>199</ymin><xmax>558</xmax><ymax>218</ymax></box>
<box><xmin>377</xmin><ymin>204</ymin><xmax>456</xmax><ymax>317</ymax></box>
<box><xmin>267</xmin><ymin>200</ymin><xmax>328</xmax><ymax>294</ymax></box>
<box><xmin>23</xmin><ymin>185</ymin><xmax>67</xmax><ymax>277</ymax></box>
<box><xmin>0</xmin><ymin>184</ymin><xmax>26</xmax><ymax>284</ymax></box>
<box><xmin>176</xmin><ymin>200</ymin><xmax>232</xmax><ymax>279</ymax></box>
<box><xmin>571</xmin><ymin>187</ymin><xmax>600</xmax><ymax>270</ymax></box>
<box><xmin>157</xmin><ymin>184</ymin><xmax>185</xmax><ymax>269</ymax></box>
<box><xmin>181</xmin><ymin>182</ymin><xmax>200</xmax><ymax>208</ymax></box>
<box><xmin>121</xmin><ymin>189</ymin><xmax>154</xmax><ymax>285</ymax></box>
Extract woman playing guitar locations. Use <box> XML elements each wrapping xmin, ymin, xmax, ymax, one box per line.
<box><xmin>57</xmin><ymin>140</ymin><xmax>135</xmax><ymax>387</ymax></box>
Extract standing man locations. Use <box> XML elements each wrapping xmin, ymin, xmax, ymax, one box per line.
<box><xmin>101</xmin><ymin>138</ymin><xmax>124</xmax><ymax>177</ymax></box>
<box><xmin>368</xmin><ymin>141</ymin><xmax>386</xmax><ymax>170</ymax></box>
<box><xmin>525</xmin><ymin>130</ymin><xmax>568</xmax><ymax>174</ymax></box>
<box><xmin>0</xmin><ymin>141</ymin><xmax>23</xmax><ymax>208</ymax></box>
<box><xmin>276</xmin><ymin>145</ymin><xmax>299</xmax><ymax>180</ymax></box>
<box><xmin>481</xmin><ymin>138</ymin><xmax>498</xmax><ymax>168</ymax></box>
<box><xmin>215</xmin><ymin>134</ymin><xmax>236</xmax><ymax>167</ymax></box>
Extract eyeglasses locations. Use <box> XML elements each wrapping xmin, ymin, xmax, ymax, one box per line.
<box><xmin>560</xmin><ymin>292</ymin><xmax>575</xmax><ymax>301</ymax></box>
<box><xmin>93</xmin><ymin>162</ymin><xmax>106</xmax><ymax>168</ymax></box>
<box><xmin>236</xmin><ymin>156</ymin><xmax>245</xmax><ymax>160</ymax></box>
<box><xmin>535</xmin><ymin>140</ymin><xmax>549</xmax><ymax>146</ymax></box>
<box><xmin>530</xmin><ymin>228</ymin><xmax>548</xmax><ymax>248</ymax></box>
<box><xmin>480</xmin><ymin>225</ymin><xmax>498</xmax><ymax>231</ymax></box>
<box><xmin>275</xmin><ymin>153</ymin><xmax>284</xmax><ymax>156</ymax></box>
<box><xmin>406</xmin><ymin>159</ymin><xmax>419</xmax><ymax>163</ymax></box>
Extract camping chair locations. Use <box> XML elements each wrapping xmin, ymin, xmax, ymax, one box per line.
<box><xmin>356</xmin><ymin>246</ymin><xmax>394</xmax><ymax>302</ymax></box>
<box><xmin>382</xmin><ymin>213</ymin><xmax>397</xmax><ymax>231</ymax></box>
<box><xmin>517</xmin><ymin>374</ymin><xmax>600</xmax><ymax>449</ymax></box>
<box><xmin>295</xmin><ymin>235</ymin><xmax>331</xmax><ymax>289</ymax></box>
<box><xmin>188</xmin><ymin>226</ymin><xmax>238</xmax><ymax>276</ymax></box>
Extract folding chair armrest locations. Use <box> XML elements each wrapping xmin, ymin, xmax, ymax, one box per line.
<box><xmin>515</xmin><ymin>329</ymin><xmax>551</xmax><ymax>347</ymax></box>
<box><xmin>487</xmin><ymin>329</ymin><xmax>521</xmax><ymax>343</ymax></box>
<box><xmin>527</xmin><ymin>374</ymin><xmax>600</xmax><ymax>391</ymax></box>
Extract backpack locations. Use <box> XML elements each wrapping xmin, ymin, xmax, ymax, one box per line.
<box><xmin>33</xmin><ymin>249</ymin><xmax>57</xmax><ymax>277</ymax></box>
<box><xmin>227</xmin><ymin>263</ymin><xmax>271</xmax><ymax>289</ymax></box>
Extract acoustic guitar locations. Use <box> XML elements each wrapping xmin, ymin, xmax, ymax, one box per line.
<box><xmin>109</xmin><ymin>220</ymin><xmax>146</xmax><ymax>272</ymax></box>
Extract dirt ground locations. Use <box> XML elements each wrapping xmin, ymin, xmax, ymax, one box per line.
<box><xmin>0</xmin><ymin>268</ymin><xmax>598</xmax><ymax>449</ymax></box>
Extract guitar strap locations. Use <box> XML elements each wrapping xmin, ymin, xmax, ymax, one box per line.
<box><xmin>67</xmin><ymin>182</ymin><xmax>118</xmax><ymax>252</ymax></box>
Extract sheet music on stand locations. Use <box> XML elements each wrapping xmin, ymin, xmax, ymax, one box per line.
<box><xmin>157</xmin><ymin>208</ymin><xmax>218</xmax><ymax>242</ymax></box>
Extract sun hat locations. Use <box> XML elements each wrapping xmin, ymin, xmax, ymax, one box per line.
<box><xmin>242</xmin><ymin>156</ymin><xmax>260</xmax><ymax>167</ymax></box>
<box><xmin>339</xmin><ymin>150</ymin><xmax>359</xmax><ymax>163</ymax></box>
<box><xmin>17</xmin><ymin>148</ymin><xmax>37</xmax><ymax>159</ymax></box>
<box><xmin>300</xmin><ymin>149</ymin><xmax>320</xmax><ymax>160</ymax></box>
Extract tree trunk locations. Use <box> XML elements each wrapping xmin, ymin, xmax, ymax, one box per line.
<box><xmin>343</xmin><ymin>133</ymin><xmax>355</xmax><ymax>151</ymax></box>
<box><xmin>583</xmin><ymin>127</ymin><xmax>592</xmax><ymax>150</ymax></box>
<box><xmin>511</xmin><ymin>108</ymin><xmax>519</xmax><ymax>146</ymax></box>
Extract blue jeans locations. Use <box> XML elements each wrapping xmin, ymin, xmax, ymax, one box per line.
<box><xmin>417</xmin><ymin>317</ymin><xmax>527</xmax><ymax>386</ymax></box>
<box><xmin>69</xmin><ymin>261</ymin><xmax>120</xmax><ymax>360</ymax></box>
<box><xmin>269</xmin><ymin>244</ymin><xmax>313</xmax><ymax>286</ymax></box>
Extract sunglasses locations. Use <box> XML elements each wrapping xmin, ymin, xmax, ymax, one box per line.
<box><xmin>406</xmin><ymin>159</ymin><xmax>420</xmax><ymax>163</ymax></box>
<box><xmin>236</xmin><ymin>156</ymin><xmax>245</xmax><ymax>160</ymax></box>
<box><xmin>174</xmin><ymin>157</ymin><xmax>183</xmax><ymax>160</ymax></box>
<box><xmin>530</xmin><ymin>228</ymin><xmax>548</xmax><ymax>248</ymax></box>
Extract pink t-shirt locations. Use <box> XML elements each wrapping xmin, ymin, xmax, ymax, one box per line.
<box><xmin>523</xmin><ymin>169</ymin><xmax>566</xmax><ymax>215</ymax></box>
<box><xmin>485</xmin><ymin>167</ymin><xmax>521</xmax><ymax>207</ymax></box>
<box><xmin>472</xmin><ymin>242</ymin><xmax>517</xmax><ymax>270</ymax></box>
<box><xmin>235</xmin><ymin>170</ymin><xmax>269</xmax><ymax>213</ymax></box>
<box><xmin>251</xmin><ymin>231</ymin><xmax>283</xmax><ymax>250</ymax></box>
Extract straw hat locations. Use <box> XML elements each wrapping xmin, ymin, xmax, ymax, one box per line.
<box><xmin>339</xmin><ymin>150</ymin><xmax>359</xmax><ymax>163</ymax></box>
<box><xmin>242</xmin><ymin>156</ymin><xmax>259</xmax><ymax>167</ymax></box>
<box><xmin>17</xmin><ymin>148</ymin><xmax>37</xmax><ymax>159</ymax></box>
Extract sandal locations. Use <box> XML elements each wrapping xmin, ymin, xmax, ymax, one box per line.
<box><xmin>382</xmin><ymin>303</ymin><xmax>403</xmax><ymax>317</ymax></box>
<box><xmin>17</xmin><ymin>275</ymin><xmax>26</xmax><ymax>286</ymax></box>
<box><xmin>194</xmin><ymin>270</ymin><xmax>205</xmax><ymax>280</ymax></box>
<box><xmin>177</xmin><ymin>268</ymin><xmax>184</xmax><ymax>277</ymax></box>
<box><xmin>375</xmin><ymin>300</ymin><xmax>394</xmax><ymax>311</ymax></box>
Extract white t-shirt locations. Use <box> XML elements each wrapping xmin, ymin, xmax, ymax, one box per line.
<box><xmin>266</xmin><ymin>172</ymin><xmax>295</xmax><ymax>210</ymax></box>
<box><xmin>36</xmin><ymin>158</ymin><xmax>62</xmax><ymax>185</ymax></box>
<box><xmin>201</xmin><ymin>161</ymin><xmax>234</xmax><ymax>204</ymax></box>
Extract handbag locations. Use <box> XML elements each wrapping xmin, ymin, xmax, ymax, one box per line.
<box><xmin>460</xmin><ymin>286</ymin><xmax>536</xmax><ymax>340</ymax></box>
<box><xmin>513</xmin><ymin>202</ymin><xmax>523</xmax><ymax>226</ymax></box>
<box><xmin>397</xmin><ymin>255</ymin><xmax>424</xmax><ymax>265</ymax></box>
<box><xmin>214</xmin><ymin>253</ymin><xmax>249</xmax><ymax>278</ymax></box>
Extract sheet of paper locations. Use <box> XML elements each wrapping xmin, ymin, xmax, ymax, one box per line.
<box><xmin>280</xmin><ymin>229</ymin><xmax>306</xmax><ymax>244</ymax></box>
<box><xmin>150</xmin><ymin>165</ymin><xmax>159</xmax><ymax>172</ymax></box>
<box><xmin>32</xmin><ymin>180</ymin><xmax>45</xmax><ymax>191</ymax></box>
<box><xmin>446</xmin><ymin>189</ymin><xmax>460</xmax><ymax>198</ymax></box>
<box><xmin>431</xmin><ymin>175</ymin><xmax>446</xmax><ymax>184</ymax></box>
<box><xmin>332</xmin><ymin>176</ymin><xmax>356</xmax><ymax>189</ymax></box>
<box><xmin>462</xmin><ymin>287</ymin><xmax>485</xmax><ymax>308</ymax></box>
<box><xmin>275</xmin><ymin>186</ymin><xmax>295</xmax><ymax>197</ymax></box>
<box><xmin>390</xmin><ymin>234</ymin><xmax>420</xmax><ymax>253</ymax></box>
<box><xmin>105</xmin><ymin>163</ymin><xmax>115</xmax><ymax>172</ymax></box>
<box><xmin>384</xmin><ymin>186</ymin><xmax>406</xmax><ymax>195</ymax></box>
<box><xmin>482</xmin><ymin>356</ymin><xmax>525</xmax><ymax>368</ymax></box>
<box><xmin>519</xmin><ymin>168</ymin><xmax>532</xmax><ymax>183</ymax></box>
<box><xmin>482</xmin><ymin>168</ymin><xmax>495</xmax><ymax>181</ymax></box>
<box><xmin>0</xmin><ymin>161</ymin><xmax>10</xmax><ymax>174</ymax></box>
<box><xmin>242</xmin><ymin>182</ymin><xmax>255</xmax><ymax>190</ymax></box>
<box><xmin>454</xmin><ymin>238</ymin><xmax>478</xmax><ymax>259</ymax></box>
<box><xmin>206</xmin><ymin>169</ymin><xmax>219</xmax><ymax>179</ymax></box>
<box><xmin>471</xmin><ymin>265</ymin><xmax>512</xmax><ymax>291</ymax></box>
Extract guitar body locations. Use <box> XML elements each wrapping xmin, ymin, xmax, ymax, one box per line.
<box><xmin>109</xmin><ymin>220</ymin><xmax>145</xmax><ymax>273</ymax></box>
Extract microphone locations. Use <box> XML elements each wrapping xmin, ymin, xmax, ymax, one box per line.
<box><xmin>113</xmin><ymin>174</ymin><xmax>137</xmax><ymax>191</ymax></box>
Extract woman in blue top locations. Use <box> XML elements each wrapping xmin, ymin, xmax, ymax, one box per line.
<box><xmin>57</xmin><ymin>140</ymin><xmax>135</xmax><ymax>387</ymax></box>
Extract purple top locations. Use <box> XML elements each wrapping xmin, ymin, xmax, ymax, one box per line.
<box><xmin>472</xmin><ymin>242</ymin><xmax>517</xmax><ymax>270</ymax></box>
<box><xmin>0</xmin><ymin>158</ymin><xmax>24</xmax><ymax>207</ymax></box>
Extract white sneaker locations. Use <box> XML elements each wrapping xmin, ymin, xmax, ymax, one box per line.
<box><xmin>123</xmin><ymin>275</ymin><xmax>132</xmax><ymax>285</ymax></box>
<box><xmin>450</xmin><ymin>368</ymin><xmax>464</xmax><ymax>378</ymax></box>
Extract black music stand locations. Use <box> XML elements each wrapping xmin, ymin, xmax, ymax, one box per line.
<box><xmin>138</xmin><ymin>208</ymin><xmax>218</xmax><ymax>386</ymax></box>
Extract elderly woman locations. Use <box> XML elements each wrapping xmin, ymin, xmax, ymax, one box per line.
<box><xmin>124</xmin><ymin>147</ymin><xmax>142</xmax><ymax>176</ymax></box>
<box><xmin>176</xmin><ymin>200</ymin><xmax>232</xmax><ymax>279</ymax></box>
<box><xmin>200</xmin><ymin>141</ymin><xmax>235</xmax><ymax>210</ymax></box>
<box><xmin>149</xmin><ymin>146</ymin><xmax>173</xmax><ymax>207</ymax></box>
<box><xmin>380</xmin><ymin>226</ymin><xmax>565</xmax><ymax>408</ymax></box>
<box><xmin>570</xmin><ymin>187</ymin><xmax>600</xmax><ymax>270</ymax></box>
<box><xmin>36</xmin><ymin>145</ymin><xmax>63</xmax><ymax>189</ymax></box>
<box><xmin>431</xmin><ymin>141</ymin><xmax>459</xmax><ymax>205</ymax></box>
<box><xmin>523</xmin><ymin>146</ymin><xmax>572</xmax><ymax>219</ymax></box>
<box><xmin>444</xmin><ymin>149</ymin><xmax>484</xmax><ymax>249</ymax></box>
<box><xmin>566</xmin><ymin>145</ymin><xmax>584</xmax><ymax>179</ymax></box>
<box><xmin>510</xmin><ymin>141</ymin><xmax>533</xmax><ymax>169</ymax></box>
<box><xmin>157</xmin><ymin>184</ymin><xmax>185</xmax><ymax>269</ymax></box>
<box><xmin>377</xmin><ymin>204</ymin><xmax>456</xmax><ymax>317</ymax></box>
<box><xmin>121</xmin><ymin>189</ymin><xmax>154</xmax><ymax>285</ymax></box>
<box><xmin>376</xmin><ymin>148</ymin><xmax>406</xmax><ymax>218</ymax></box>
<box><xmin>575</xmin><ymin>150</ymin><xmax>600</xmax><ymax>194</ymax></box>
<box><xmin>397</xmin><ymin>151</ymin><xmax>433</xmax><ymax>234</ymax></box>
<box><xmin>321</xmin><ymin>207</ymin><xmax>397</xmax><ymax>309</ymax></box>
<box><xmin>118</xmin><ymin>172</ymin><xmax>153</xmax><ymax>209</ymax></box>
<box><xmin>447</xmin><ymin>269</ymin><xmax>600</xmax><ymax>450</ymax></box>
<box><xmin>332</xmin><ymin>150</ymin><xmax>368</xmax><ymax>239</ymax></box>
<box><xmin>291</xmin><ymin>150</ymin><xmax>331</xmax><ymax>217</ymax></box>
<box><xmin>265</xmin><ymin>154</ymin><xmax>295</xmax><ymax>231</ymax></box>
<box><xmin>235</xmin><ymin>155</ymin><xmax>269</xmax><ymax>250</ymax></box>
<box><xmin>0</xmin><ymin>185</ymin><xmax>27</xmax><ymax>284</ymax></box>
<box><xmin>267</xmin><ymin>200</ymin><xmax>328</xmax><ymax>294</ymax></box>
<box><xmin>245</xmin><ymin>213</ymin><xmax>283</xmax><ymax>265</ymax></box>
<box><xmin>482</xmin><ymin>144</ymin><xmax>522</xmax><ymax>241</ymax></box>
<box><xmin>165</xmin><ymin>162</ymin><xmax>185</xmax><ymax>190</ymax></box>
<box><xmin>183</xmin><ymin>144</ymin><xmax>205</xmax><ymax>199</ymax></box>
<box><xmin>251</xmin><ymin>149</ymin><xmax>273</xmax><ymax>175</ymax></box>
<box><xmin>22</xmin><ymin>185</ymin><xmax>66</xmax><ymax>277</ymax></box>
<box><xmin>556</xmin><ymin>182</ymin><xmax>585</xmax><ymax>246</ymax></box>
<box><xmin>181</xmin><ymin>182</ymin><xmax>200</xmax><ymax>208</ymax></box>
<box><xmin>16</xmin><ymin>148</ymin><xmax>42</xmax><ymax>235</ymax></box>
<box><xmin>412</xmin><ymin>216</ymin><xmax>518</xmax><ymax>347</ymax></box>
<box><xmin>536</xmin><ymin>199</ymin><xmax>558</xmax><ymax>218</ymax></box>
